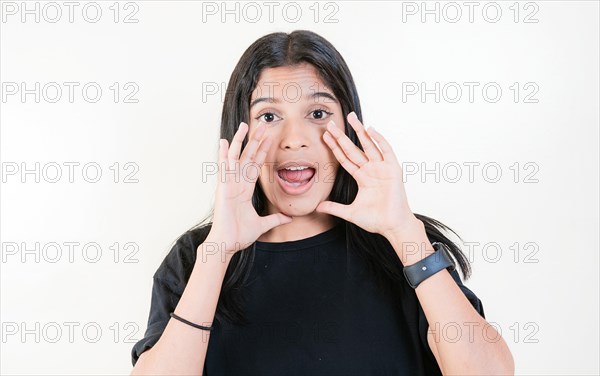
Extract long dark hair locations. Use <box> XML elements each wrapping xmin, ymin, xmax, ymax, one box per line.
<box><xmin>180</xmin><ymin>30</ymin><xmax>471</xmax><ymax>325</ymax></box>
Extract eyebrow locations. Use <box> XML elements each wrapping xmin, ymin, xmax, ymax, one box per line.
<box><xmin>249</xmin><ymin>91</ymin><xmax>338</xmax><ymax>109</ymax></box>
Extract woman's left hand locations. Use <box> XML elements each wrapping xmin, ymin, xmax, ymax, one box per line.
<box><xmin>316</xmin><ymin>111</ymin><xmax>421</xmax><ymax>240</ymax></box>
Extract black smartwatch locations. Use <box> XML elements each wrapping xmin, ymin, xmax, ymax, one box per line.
<box><xmin>403</xmin><ymin>242</ymin><xmax>456</xmax><ymax>289</ymax></box>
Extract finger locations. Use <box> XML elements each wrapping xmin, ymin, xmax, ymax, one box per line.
<box><xmin>323</xmin><ymin>130</ymin><xmax>359</xmax><ymax>176</ymax></box>
<box><xmin>228</xmin><ymin>122</ymin><xmax>248</xmax><ymax>164</ymax></box>
<box><xmin>316</xmin><ymin>200</ymin><xmax>352</xmax><ymax>222</ymax></box>
<box><xmin>326</xmin><ymin>120</ymin><xmax>369</xmax><ymax>167</ymax></box>
<box><xmin>216</xmin><ymin>139</ymin><xmax>229</xmax><ymax>192</ymax></box>
<box><xmin>366</xmin><ymin>126</ymin><xmax>399</xmax><ymax>164</ymax></box>
<box><xmin>347</xmin><ymin>112</ymin><xmax>383</xmax><ymax>161</ymax></box>
<box><xmin>253</xmin><ymin>135</ymin><xmax>273</xmax><ymax>167</ymax></box>
<box><xmin>239</xmin><ymin>123</ymin><xmax>266</xmax><ymax>163</ymax></box>
<box><xmin>218</xmin><ymin>138</ymin><xmax>228</xmax><ymax>165</ymax></box>
<box><xmin>242</xmin><ymin>135</ymin><xmax>272</xmax><ymax>184</ymax></box>
<box><xmin>259</xmin><ymin>213</ymin><xmax>293</xmax><ymax>234</ymax></box>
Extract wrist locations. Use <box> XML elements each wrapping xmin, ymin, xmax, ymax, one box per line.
<box><xmin>384</xmin><ymin>218</ymin><xmax>436</xmax><ymax>266</ymax></box>
<box><xmin>196</xmin><ymin>237</ymin><xmax>236</xmax><ymax>267</ymax></box>
<box><xmin>381</xmin><ymin>214</ymin><xmax>422</xmax><ymax>242</ymax></box>
<box><xmin>399</xmin><ymin>240</ymin><xmax>436</xmax><ymax>267</ymax></box>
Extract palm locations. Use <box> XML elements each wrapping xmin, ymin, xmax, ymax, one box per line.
<box><xmin>350</xmin><ymin>163</ymin><xmax>404</xmax><ymax>233</ymax></box>
<box><xmin>209</xmin><ymin>122</ymin><xmax>292</xmax><ymax>255</ymax></box>
<box><xmin>316</xmin><ymin>112</ymin><xmax>415</xmax><ymax>237</ymax></box>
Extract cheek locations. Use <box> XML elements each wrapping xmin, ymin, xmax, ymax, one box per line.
<box><xmin>259</xmin><ymin>166</ymin><xmax>274</xmax><ymax>190</ymax></box>
<box><xmin>330</xmin><ymin>112</ymin><xmax>345</xmax><ymax>131</ymax></box>
<box><xmin>321</xmin><ymin>163</ymin><xmax>339</xmax><ymax>187</ymax></box>
<box><xmin>319</xmin><ymin>140</ymin><xmax>338</xmax><ymax>167</ymax></box>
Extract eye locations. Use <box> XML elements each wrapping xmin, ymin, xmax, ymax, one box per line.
<box><xmin>255</xmin><ymin>111</ymin><xmax>281</xmax><ymax>123</ymax></box>
<box><xmin>310</xmin><ymin>108</ymin><xmax>333</xmax><ymax>120</ymax></box>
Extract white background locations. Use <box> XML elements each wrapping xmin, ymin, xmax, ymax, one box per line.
<box><xmin>1</xmin><ymin>1</ymin><xmax>598</xmax><ymax>374</ymax></box>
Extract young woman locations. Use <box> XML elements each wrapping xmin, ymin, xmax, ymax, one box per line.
<box><xmin>130</xmin><ymin>30</ymin><xmax>514</xmax><ymax>375</ymax></box>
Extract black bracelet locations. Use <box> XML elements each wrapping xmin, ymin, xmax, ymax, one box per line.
<box><xmin>170</xmin><ymin>312</ymin><xmax>214</xmax><ymax>331</ymax></box>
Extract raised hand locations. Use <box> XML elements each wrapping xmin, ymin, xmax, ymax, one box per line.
<box><xmin>207</xmin><ymin>122</ymin><xmax>293</xmax><ymax>259</ymax></box>
<box><xmin>316</xmin><ymin>112</ymin><xmax>420</xmax><ymax>240</ymax></box>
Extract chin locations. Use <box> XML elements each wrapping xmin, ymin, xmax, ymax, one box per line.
<box><xmin>274</xmin><ymin>199</ymin><xmax>320</xmax><ymax>217</ymax></box>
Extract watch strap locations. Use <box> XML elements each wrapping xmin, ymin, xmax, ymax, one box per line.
<box><xmin>403</xmin><ymin>242</ymin><xmax>456</xmax><ymax>289</ymax></box>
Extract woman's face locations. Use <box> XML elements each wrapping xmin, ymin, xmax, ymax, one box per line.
<box><xmin>247</xmin><ymin>63</ymin><xmax>346</xmax><ymax>217</ymax></box>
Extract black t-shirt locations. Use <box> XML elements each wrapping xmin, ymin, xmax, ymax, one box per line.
<box><xmin>131</xmin><ymin>222</ymin><xmax>485</xmax><ymax>375</ymax></box>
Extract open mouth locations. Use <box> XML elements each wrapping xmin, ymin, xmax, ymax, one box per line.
<box><xmin>275</xmin><ymin>165</ymin><xmax>317</xmax><ymax>195</ymax></box>
<box><xmin>277</xmin><ymin>166</ymin><xmax>316</xmax><ymax>187</ymax></box>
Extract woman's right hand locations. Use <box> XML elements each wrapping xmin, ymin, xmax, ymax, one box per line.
<box><xmin>204</xmin><ymin>122</ymin><xmax>293</xmax><ymax>260</ymax></box>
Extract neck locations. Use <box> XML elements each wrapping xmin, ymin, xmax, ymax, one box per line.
<box><xmin>257</xmin><ymin>210</ymin><xmax>337</xmax><ymax>243</ymax></box>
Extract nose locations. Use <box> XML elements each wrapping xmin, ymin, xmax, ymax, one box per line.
<box><xmin>279</xmin><ymin>118</ymin><xmax>309</xmax><ymax>151</ymax></box>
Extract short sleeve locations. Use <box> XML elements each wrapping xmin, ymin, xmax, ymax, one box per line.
<box><xmin>130</xmin><ymin>278</ymin><xmax>181</xmax><ymax>366</ymax></box>
<box><xmin>130</xmin><ymin>230</ymin><xmax>201</xmax><ymax>366</ymax></box>
<box><xmin>417</xmin><ymin>269</ymin><xmax>486</xmax><ymax>357</ymax></box>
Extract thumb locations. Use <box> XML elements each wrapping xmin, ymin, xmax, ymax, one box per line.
<box><xmin>259</xmin><ymin>213</ymin><xmax>293</xmax><ymax>234</ymax></box>
<box><xmin>316</xmin><ymin>201</ymin><xmax>352</xmax><ymax>222</ymax></box>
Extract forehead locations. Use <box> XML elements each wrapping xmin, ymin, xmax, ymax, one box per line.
<box><xmin>250</xmin><ymin>63</ymin><xmax>333</xmax><ymax>100</ymax></box>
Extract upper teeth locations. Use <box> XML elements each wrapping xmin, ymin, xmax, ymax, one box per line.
<box><xmin>285</xmin><ymin>166</ymin><xmax>308</xmax><ymax>171</ymax></box>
